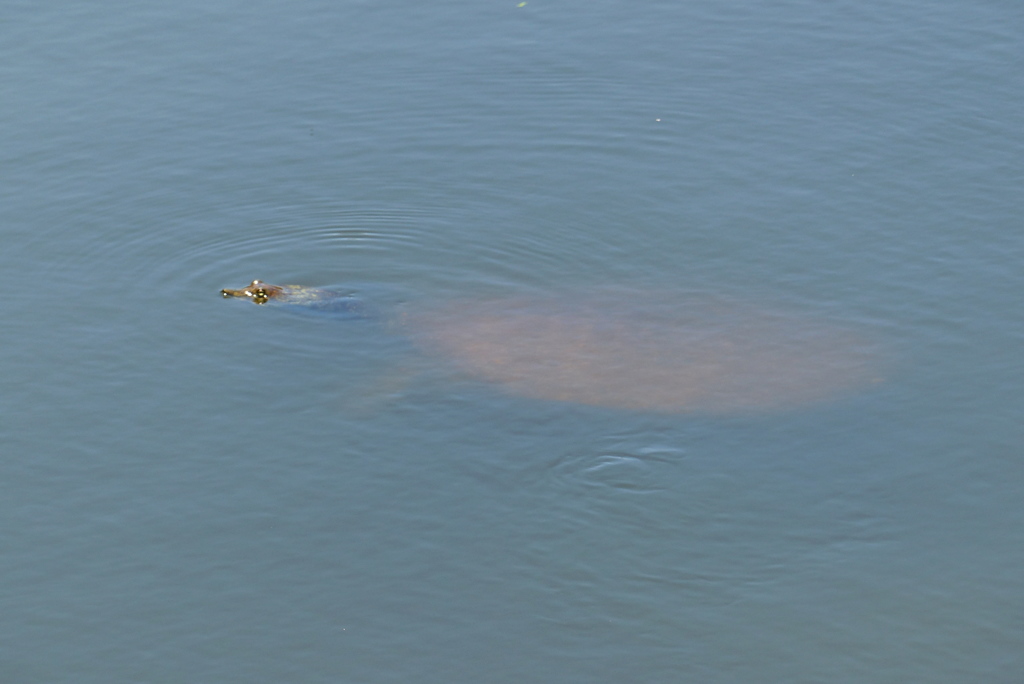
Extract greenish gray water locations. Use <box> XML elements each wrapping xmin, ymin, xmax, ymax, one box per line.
<box><xmin>2</xmin><ymin>1</ymin><xmax>1022</xmax><ymax>682</ymax></box>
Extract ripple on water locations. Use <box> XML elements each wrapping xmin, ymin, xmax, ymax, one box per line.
<box><xmin>45</xmin><ymin>203</ymin><xmax>445</xmax><ymax>311</ymax></box>
<box><xmin>168</xmin><ymin>206</ymin><xmax>436</xmax><ymax>290</ymax></box>
<box><xmin>548</xmin><ymin>443</ymin><xmax>684</xmax><ymax>494</ymax></box>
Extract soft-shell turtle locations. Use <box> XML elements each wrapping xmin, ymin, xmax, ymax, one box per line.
<box><xmin>220</xmin><ymin>280</ymin><xmax>881</xmax><ymax>413</ymax></box>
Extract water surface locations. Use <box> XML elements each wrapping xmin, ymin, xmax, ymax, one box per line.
<box><xmin>2</xmin><ymin>1</ymin><xmax>1022</xmax><ymax>682</ymax></box>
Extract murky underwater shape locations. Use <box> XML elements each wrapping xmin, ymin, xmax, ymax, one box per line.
<box><xmin>410</xmin><ymin>291</ymin><xmax>881</xmax><ymax>412</ymax></box>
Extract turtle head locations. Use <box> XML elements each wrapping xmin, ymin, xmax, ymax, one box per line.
<box><xmin>220</xmin><ymin>280</ymin><xmax>285</xmax><ymax>305</ymax></box>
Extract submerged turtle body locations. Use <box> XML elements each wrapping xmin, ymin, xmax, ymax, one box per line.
<box><xmin>409</xmin><ymin>294</ymin><xmax>880</xmax><ymax>413</ymax></box>
<box><xmin>221</xmin><ymin>280</ymin><xmax>364</xmax><ymax>315</ymax></box>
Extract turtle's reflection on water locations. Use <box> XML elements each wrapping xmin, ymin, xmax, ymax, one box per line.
<box><xmin>408</xmin><ymin>292</ymin><xmax>881</xmax><ymax>413</ymax></box>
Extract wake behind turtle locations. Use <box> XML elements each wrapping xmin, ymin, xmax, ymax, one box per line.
<box><xmin>220</xmin><ymin>280</ymin><xmax>882</xmax><ymax>413</ymax></box>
